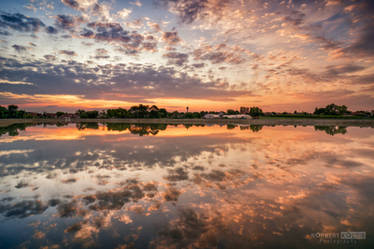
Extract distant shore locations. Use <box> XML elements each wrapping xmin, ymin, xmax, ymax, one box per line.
<box><xmin>1</xmin><ymin>118</ymin><xmax>374</xmax><ymax>127</ymax></box>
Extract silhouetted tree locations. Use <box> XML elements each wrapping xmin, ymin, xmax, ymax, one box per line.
<box><xmin>0</xmin><ymin>106</ymin><xmax>8</xmax><ymax>118</ymax></box>
<box><xmin>159</xmin><ymin>108</ymin><xmax>168</xmax><ymax>118</ymax></box>
<box><xmin>56</xmin><ymin>112</ymin><xmax>65</xmax><ymax>118</ymax></box>
<box><xmin>76</xmin><ymin>110</ymin><xmax>99</xmax><ymax>118</ymax></box>
<box><xmin>249</xmin><ymin>106</ymin><xmax>263</xmax><ymax>117</ymax></box>
<box><xmin>314</xmin><ymin>103</ymin><xmax>349</xmax><ymax>115</ymax></box>
<box><xmin>8</xmin><ymin>105</ymin><xmax>19</xmax><ymax>118</ymax></box>
<box><xmin>227</xmin><ymin>109</ymin><xmax>238</xmax><ymax>115</ymax></box>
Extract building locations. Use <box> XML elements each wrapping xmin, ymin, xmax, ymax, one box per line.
<box><xmin>58</xmin><ymin>113</ymin><xmax>78</xmax><ymax>122</ymax></box>
<box><xmin>28</xmin><ymin>112</ymin><xmax>40</xmax><ymax>118</ymax></box>
<box><xmin>240</xmin><ymin>107</ymin><xmax>250</xmax><ymax>114</ymax></box>
<box><xmin>223</xmin><ymin>114</ymin><xmax>252</xmax><ymax>119</ymax></box>
<box><xmin>203</xmin><ymin>114</ymin><xmax>221</xmax><ymax>119</ymax></box>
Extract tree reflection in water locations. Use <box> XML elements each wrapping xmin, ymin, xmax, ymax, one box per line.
<box><xmin>314</xmin><ymin>125</ymin><xmax>347</xmax><ymax>135</ymax></box>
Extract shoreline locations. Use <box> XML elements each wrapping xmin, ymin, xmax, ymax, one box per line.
<box><xmin>1</xmin><ymin>118</ymin><xmax>374</xmax><ymax>127</ymax></box>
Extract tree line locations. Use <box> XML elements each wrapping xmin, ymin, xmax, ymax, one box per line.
<box><xmin>77</xmin><ymin>104</ymin><xmax>207</xmax><ymax>119</ymax></box>
<box><xmin>0</xmin><ymin>105</ymin><xmax>27</xmax><ymax>119</ymax></box>
<box><xmin>0</xmin><ymin>103</ymin><xmax>373</xmax><ymax>119</ymax></box>
<box><xmin>76</xmin><ymin>105</ymin><xmax>266</xmax><ymax>119</ymax></box>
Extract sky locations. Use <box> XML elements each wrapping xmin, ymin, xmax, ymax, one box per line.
<box><xmin>0</xmin><ymin>0</ymin><xmax>373</xmax><ymax>112</ymax></box>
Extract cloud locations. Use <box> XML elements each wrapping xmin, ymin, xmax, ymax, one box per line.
<box><xmin>353</xmin><ymin>74</ymin><xmax>374</xmax><ymax>85</ymax></box>
<box><xmin>55</xmin><ymin>14</ymin><xmax>83</xmax><ymax>30</ymax></box>
<box><xmin>60</xmin><ymin>0</ymin><xmax>116</xmax><ymax>24</ymax></box>
<box><xmin>117</xmin><ymin>8</ymin><xmax>132</xmax><ymax>19</ymax></box>
<box><xmin>147</xmin><ymin>21</ymin><xmax>161</xmax><ymax>31</ymax></box>
<box><xmin>344</xmin><ymin>22</ymin><xmax>374</xmax><ymax>57</ymax></box>
<box><xmin>200</xmin><ymin>51</ymin><xmax>243</xmax><ymax>64</ymax></box>
<box><xmin>0</xmin><ymin>200</ymin><xmax>48</xmax><ymax>218</ymax></box>
<box><xmin>142</xmin><ymin>42</ymin><xmax>157</xmax><ymax>52</ymax></box>
<box><xmin>283</xmin><ymin>10</ymin><xmax>305</xmax><ymax>27</ymax></box>
<box><xmin>162</xmin><ymin>31</ymin><xmax>181</xmax><ymax>45</ymax></box>
<box><xmin>193</xmin><ymin>44</ymin><xmax>246</xmax><ymax>64</ymax></box>
<box><xmin>61</xmin><ymin>0</ymin><xmax>98</xmax><ymax>11</ymax></box>
<box><xmin>59</xmin><ymin>50</ymin><xmax>77</xmax><ymax>56</ymax></box>
<box><xmin>61</xmin><ymin>0</ymin><xmax>80</xmax><ymax>10</ymax></box>
<box><xmin>82</xmin><ymin>22</ymin><xmax>154</xmax><ymax>55</ymax></box>
<box><xmin>158</xmin><ymin>0</ymin><xmax>208</xmax><ymax>23</ymax></box>
<box><xmin>45</xmin><ymin>26</ymin><xmax>58</xmax><ymax>34</ymax></box>
<box><xmin>163</xmin><ymin>52</ymin><xmax>189</xmax><ymax>66</ymax></box>
<box><xmin>130</xmin><ymin>0</ymin><xmax>142</xmax><ymax>7</ymax></box>
<box><xmin>266</xmin><ymin>89</ymin><xmax>374</xmax><ymax>111</ymax></box>
<box><xmin>0</xmin><ymin>30</ymin><xmax>10</xmax><ymax>36</ymax></box>
<box><xmin>86</xmin><ymin>22</ymin><xmax>131</xmax><ymax>42</ymax></box>
<box><xmin>0</xmin><ymin>79</ymin><xmax>33</xmax><ymax>85</ymax></box>
<box><xmin>12</xmin><ymin>44</ymin><xmax>27</xmax><ymax>53</ymax></box>
<box><xmin>43</xmin><ymin>54</ymin><xmax>56</xmax><ymax>61</ymax></box>
<box><xmin>93</xmin><ymin>48</ymin><xmax>110</xmax><ymax>59</ymax></box>
<box><xmin>192</xmin><ymin>63</ymin><xmax>205</xmax><ymax>68</ymax></box>
<box><xmin>324</xmin><ymin>64</ymin><xmax>365</xmax><ymax>77</ymax></box>
<box><xmin>0</xmin><ymin>56</ymin><xmax>251</xmax><ymax>106</ymax></box>
<box><xmin>80</xmin><ymin>28</ymin><xmax>94</xmax><ymax>38</ymax></box>
<box><xmin>0</xmin><ymin>12</ymin><xmax>45</xmax><ymax>32</ymax></box>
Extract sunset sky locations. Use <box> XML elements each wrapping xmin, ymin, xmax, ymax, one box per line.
<box><xmin>0</xmin><ymin>0</ymin><xmax>373</xmax><ymax>112</ymax></box>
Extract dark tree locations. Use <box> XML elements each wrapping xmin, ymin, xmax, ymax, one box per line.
<box><xmin>314</xmin><ymin>104</ymin><xmax>349</xmax><ymax>115</ymax></box>
<box><xmin>86</xmin><ymin>111</ymin><xmax>99</xmax><ymax>118</ymax></box>
<box><xmin>56</xmin><ymin>112</ymin><xmax>65</xmax><ymax>117</ymax></box>
<box><xmin>75</xmin><ymin>110</ymin><xmax>98</xmax><ymax>118</ymax></box>
<box><xmin>249</xmin><ymin>106</ymin><xmax>263</xmax><ymax>117</ymax></box>
<box><xmin>226</xmin><ymin>109</ymin><xmax>237</xmax><ymax>115</ymax></box>
<box><xmin>8</xmin><ymin>105</ymin><xmax>19</xmax><ymax>118</ymax></box>
<box><xmin>0</xmin><ymin>106</ymin><xmax>8</xmax><ymax>118</ymax></box>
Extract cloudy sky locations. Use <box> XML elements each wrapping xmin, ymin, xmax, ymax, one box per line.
<box><xmin>0</xmin><ymin>0</ymin><xmax>373</xmax><ymax>112</ymax></box>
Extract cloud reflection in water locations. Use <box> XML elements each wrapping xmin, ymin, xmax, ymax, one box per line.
<box><xmin>0</xmin><ymin>123</ymin><xmax>373</xmax><ymax>248</ymax></box>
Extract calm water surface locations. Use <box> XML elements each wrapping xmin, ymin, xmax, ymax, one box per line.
<box><xmin>0</xmin><ymin>123</ymin><xmax>373</xmax><ymax>249</ymax></box>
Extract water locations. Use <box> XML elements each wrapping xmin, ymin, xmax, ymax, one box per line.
<box><xmin>0</xmin><ymin>123</ymin><xmax>373</xmax><ymax>249</ymax></box>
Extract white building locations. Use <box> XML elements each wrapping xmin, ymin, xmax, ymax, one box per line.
<box><xmin>223</xmin><ymin>114</ymin><xmax>252</xmax><ymax>119</ymax></box>
<box><xmin>203</xmin><ymin>114</ymin><xmax>221</xmax><ymax>119</ymax></box>
<box><xmin>204</xmin><ymin>114</ymin><xmax>252</xmax><ymax>119</ymax></box>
